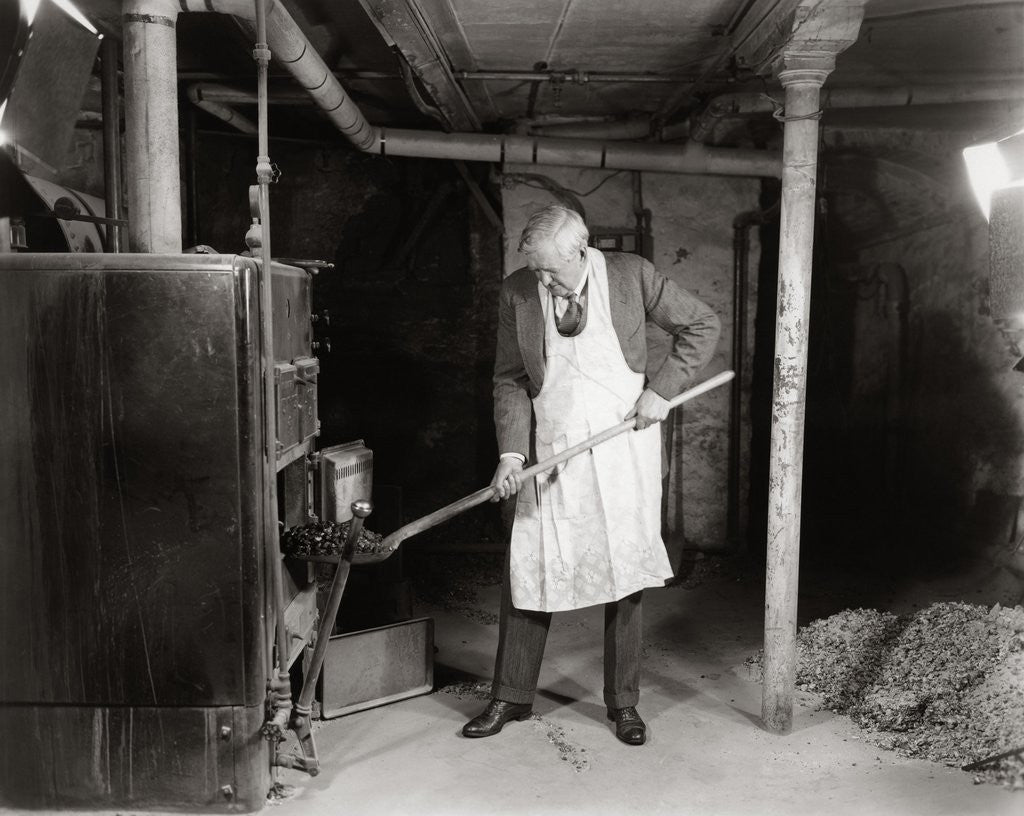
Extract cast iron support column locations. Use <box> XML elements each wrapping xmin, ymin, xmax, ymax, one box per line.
<box><xmin>761</xmin><ymin>58</ymin><xmax>832</xmax><ymax>734</ymax></box>
<box><xmin>123</xmin><ymin>3</ymin><xmax>181</xmax><ymax>252</ymax></box>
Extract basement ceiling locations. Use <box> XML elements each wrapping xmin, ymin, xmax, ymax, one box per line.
<box><xmin>76</xmin><ymin>0</ymin><xmax>1024</xmax><ymax>136</ymax></box>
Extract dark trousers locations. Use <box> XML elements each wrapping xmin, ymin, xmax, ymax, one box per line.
<box><xmin>490</xmin><ymin>560</ymin><xmax>644</xmax><ymax>710</ymax></box>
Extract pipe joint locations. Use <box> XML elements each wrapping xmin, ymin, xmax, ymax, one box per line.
<box><xmin>256</xmin><ymin>156</ymin><xmax>276</xmax><ymax>183</ymax></box>
<box><xmin>123</xmin><ymin>0</ymin><xmax>180</xmax><ymax>18</ymax></box>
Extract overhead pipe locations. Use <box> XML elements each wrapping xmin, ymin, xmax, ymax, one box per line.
<box><xmin>184</xmin><ymin>93</ymin><xmax>781</xmax><ymax>176</ymax></box>
<box><xmin>177</xmin><ymin>0</ymin><xmax>779</xmax><ymax>174</ymax></box>
<box><xmin>190</xmin><ymin>82</ymin><xmax>328</xmax><ymax>106</ymax></box>
<box><xmin>373</xmin><ymin>128</ymin><xmax>782</xmax><ymax>176</ymax></box>
<box><xmin>125</xmin><ymin>0</ymin><xmax>781</xmax><ymax>252</ymax></box>
<box><xmin>690</xmin><ymin>80</ymin><xmax>1024</xmax><ymax>142</ymax></box>
<box><xmin>528</xmin><ymin>116</ymin><xmax>653</xmax><ymax>140</ymax></box>
<box><xmin>456</xmin><ymin>70</ymin><xmax>699</xmax><ymax>84</ymax></box>
<box><xmin>178</xmin><ymin>69</ymin><xmax>402</xmax><ymax>82</ymax></box>
<box><xmin>689</xmin><ymin>99</ymin><xmax>734</xmax><ymax>145</ymax></box>
<box><xmin>187</xmin><ymin>84</ymin><xmax>258</xmax><ymax>134</ymax></box>
<box><xmin>187</xmin><ymin>86</ymin><xmax>734</xmax><ymax>158</ymax></box>
<box><xmin>183</xmin><ymin>89</ymin><xmax>781</xmax><ymax>176</ymax></box>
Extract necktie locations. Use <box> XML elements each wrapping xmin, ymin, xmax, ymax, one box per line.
<box><xmin>556</xmin><ymin>292</ymin><xmax>584</xmax><ymax>337</ymax></box>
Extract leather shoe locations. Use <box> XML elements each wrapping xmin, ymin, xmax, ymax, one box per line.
<box><xmin>462</xmin><ymin>699</ymin><xmax>533</xmax><ymax>738</ymax></box>
<box><xmin>607</xmin><ymin>706</ymin><xmax>646</xmax><ymax>745</ymax></box>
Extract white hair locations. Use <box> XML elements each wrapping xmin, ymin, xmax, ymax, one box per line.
<box><xmin>518</xmin><ymin>205</ymin><xmax>589</xmax><ymax>261</ymax></box>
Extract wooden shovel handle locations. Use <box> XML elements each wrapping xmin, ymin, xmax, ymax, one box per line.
<box><xmin>380</xmin><ymin>369</ymin><xmax>735</xmax><ymax>552</ymax></box>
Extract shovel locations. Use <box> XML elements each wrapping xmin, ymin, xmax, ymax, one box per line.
<box><xmin>353</xmin><ymin>369</ymin><xmax>735</xmax><ymax>563</ymax></box>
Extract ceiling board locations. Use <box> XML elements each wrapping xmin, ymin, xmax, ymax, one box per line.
<box><xmin>69</xmin><ymin>0</ymin><xmax>1024</xmax><ymax>133</ymax></box>
<box><xmin>448</xmin><ymin>0</ymin><xmax>743</xmax><ymax>72</ymax></box>
<box><xmin>837</xmin><ymin>3</ymin><xmax>1024</xmax><ymax>85</ymax></box>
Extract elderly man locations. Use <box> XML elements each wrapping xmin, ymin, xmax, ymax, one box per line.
<box><xmin>463</xmin><ymin>205</ymin><xmax>720</xmax><ymax>745</ymax></box>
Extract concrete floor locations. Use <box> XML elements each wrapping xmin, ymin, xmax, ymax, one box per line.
<box><xmin>9</xmin><ymin>559</ymin><xmax>1017</xmax><ymax>816</ymax></box>
<box><xmin>263</xmin><ymin>560</ymin><xmax>1022</xmax><ymax>816</ymax></box>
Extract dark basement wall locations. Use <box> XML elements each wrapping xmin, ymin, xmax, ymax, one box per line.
<box><xmin>798</xmin><ymin>124</ymin><xmax>1024</xmax><ymax>568</ymax></box>
<box><xmin>193</xmin><ymin>134</ymin><xmax>505</xmax><ymax>541</ymax></box>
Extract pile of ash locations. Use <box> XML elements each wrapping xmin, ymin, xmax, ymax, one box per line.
<box><xmin>746</xmin><ymin>602</ymin><xmax>1024</xmax><ymax>788</ymax></box>
<box><xmin>437</xmin><ymin>679</ymin><xmax>492</xmax><ymax>700</ymax></box>
<box><xmin>280</xmin><ymin>520</ymin><xmax>389</xmax><ymax>558</ymax></box>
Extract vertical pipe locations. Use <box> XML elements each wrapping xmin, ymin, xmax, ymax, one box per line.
<box><xmin>761</xmin><ymin>65</ymin><xmax>829</xmax><ymax>735</ymax></box>
<box><xmin>100</xmin><ymin>36</ymin><xmax>123</xmax><ymax>253</ymax></box>
<box><xmin>184</xmin><ymin>108</ymin><xmax>199</xmax><ymax>248</ymax></box>
<box><xmin>253</xmin><ymin>0</ymin><xmax>289</xmax><ymax>709</ymax></box>
<box><xmin>123</xmin><ymin>9</ymin><xmax>181</xmax><ymax>252</ymax></box>
<box><xmin>728</xmin><ymin>221</ymin><xmax>749</xmax><ymax>542</ymax></box>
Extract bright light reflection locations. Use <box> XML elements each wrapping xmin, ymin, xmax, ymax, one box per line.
<box><xmin>22</xmin><ymin>0</ymin><xmax>42</xmax><ymax>25</ymax></box>
<box><xmin>965</xmin><ymin>126</ymin><xmax>1024</xmax><ymax>221</ymax></box>
<box><xmin>964</xmin><ymin>142</ymin><xmax>1009</xmax><ymax>221</ymax></box>
<box><xmin>52</xmin><ymin>0</ymin><xmax>99</xmax><ymax>34</ymax></box>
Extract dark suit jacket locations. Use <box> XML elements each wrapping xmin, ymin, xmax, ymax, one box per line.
<box><xmin>493</xmin><ymin>251</ymin><xmax>721</xmax><ymax>459</ymax></box>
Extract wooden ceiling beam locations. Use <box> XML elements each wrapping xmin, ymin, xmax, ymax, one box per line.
<box><xmin>732</xmin><ymin>0</ymin><xmax>866</xmax><ymax>77</ymax></box>
<box><xmin>357</xmin><ymin>0</ymin><xmax>482</xmax><ymax>131</ymax></box>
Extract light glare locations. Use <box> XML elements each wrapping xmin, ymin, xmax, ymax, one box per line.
<box><xmin>964</xmin><ymin>126</ymin><xmax>1024</xmax><ymax>221</ymax></box>
<box><xmin>52</xmin><ymin>0</ymin><xmax>99</xmax><ymax>35</ymax></box>
<box><xmin>963</xmin><ymin>142</ymin><xmax>1009</xmax><ymax>221</ymax></box>
<box><xmin>22</xmin><ymin>0</ymin><xmax>42</xmax><ymax>25</ymax></box>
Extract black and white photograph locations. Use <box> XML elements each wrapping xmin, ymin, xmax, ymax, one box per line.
<box><xmin>0</xmin><ymin>1</ymin><xmax>1022</xmax><ymax>814</ymax></box>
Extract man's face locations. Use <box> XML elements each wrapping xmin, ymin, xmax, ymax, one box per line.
<box><xmin>526</xmin><ymin>242</ymin><xmax>587</xmax><ymax>299</ymax></box>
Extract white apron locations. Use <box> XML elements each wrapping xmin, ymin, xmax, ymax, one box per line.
<box><xmin>509</xmin><ymin>249</ymin><xmax>674</xmax><ymax>612</ymax></box>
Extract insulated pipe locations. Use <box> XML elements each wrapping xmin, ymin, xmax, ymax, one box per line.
<box><xmin>187</xmin><ymin>85</ymin><xmax>258</xmax><ymax>134</ymax></box>
<box><xmin>133</xmin><ymin>0</ymin><xmax>378</xmax><ymax>147</ymax></box>
<box><xmin>123</xmin><ymin>2</ymin><xmax>182</xmax><ymax>252</ymax></box>
<box><xmin>456</xmin><ymin>70</ymin><xmax>697</xmax><ymax>84</ymax></box>
<box><xmin>211</xmin><ymin>0</ymin><xmax>378</xmax><ymax>149</ymax></box>
<box><xmin>376</xmin><ymin>129</ymin><xmax>782</xmax><ymax>177</ymax></box>
<box><xmin>189</xmin><ymin>83</ymin><xmax>313</xmax><ymax>105</ymax></box>
<box><xmin>690</xmin><ymin>81</ymin><xmax>1024</xmax><ymax>142</ymax></box>
<box><xmin>100</xmin><ymin>36</ymin><xmax>123</xmax><ymax>252</ymax></box>
<box><xmin>185</xmin><ymin>85</ymin><xmax>782</xmax><ymax>176</ymax></box>
<box><xmin>529</xmin><ymin>116</ymin><xmax>653</xmax><ymax>140</ymax></box>
<box><xmin>761</xmin><ymin>64</ymin><xmax>831</xmax><ymax>736</ymax></box>
<box><xmin>125</xmin><ymin>0</ymin><xmax>782</xmax><ymax>253</ymax></box>
<box><xmin>174</xmin><ymin>2</ymin><xmax>780</xmax><ymax>175</ymax></box>
<box><xmin>689</xmin><ymin>99</ymin><xmax>734</xmax><ymax>145</ymax></box>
